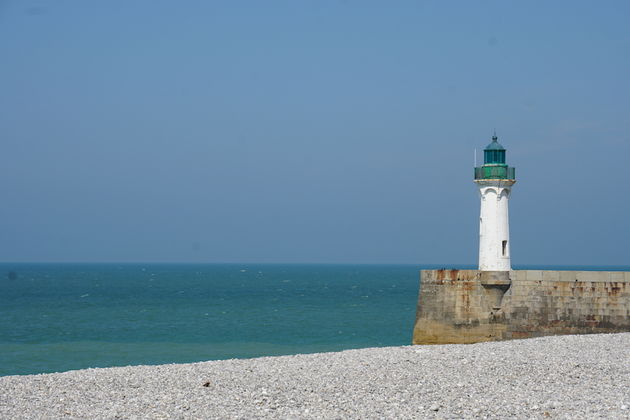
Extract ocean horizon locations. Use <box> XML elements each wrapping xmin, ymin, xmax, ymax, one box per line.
<box><xmin>2</xmin><ymin>263</ymin><xmax>628</xmax><ymax>377</ymax></box>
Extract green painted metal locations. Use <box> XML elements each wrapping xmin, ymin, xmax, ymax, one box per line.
<box><xmin>484</xmin><ymin>149</ymin><xmax>506</xmax><ymax>164</ymax></box>
<box><xmin>474</xmin><ymin>165</ymin><xmax>515</xmax><ymax>180</ymax></box>
<box><xmin>484</xmin><ymin>135</ymin><xmax>506</xmax><ymax>164</ymax></box>
<box><xmin>484</xmin><ymin>135</ymin><xmax>505</xmax><ymax>150</ymax></box>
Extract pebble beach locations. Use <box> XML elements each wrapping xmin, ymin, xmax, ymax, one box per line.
<box><xmin>1</xmin><ymin>333</ymin><xmax>628</xmax><ymax>419</ymax></box>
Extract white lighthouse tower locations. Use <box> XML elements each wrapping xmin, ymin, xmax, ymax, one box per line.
<box><xmin>474</xmin><ymin>133</ymin><xmax>516</xmax><ymax>271</ymax></box>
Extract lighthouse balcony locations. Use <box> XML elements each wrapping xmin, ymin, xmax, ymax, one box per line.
<box><xmin>474</xmin><ymin>166</ymin><xmax>515</xmax><ymax>180</ymax></box>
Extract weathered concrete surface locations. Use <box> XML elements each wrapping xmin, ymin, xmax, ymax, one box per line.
<box><xmin>413</xmin><ymin>269</ymin><xmax>630</xmax><ymax>344</ymax></box>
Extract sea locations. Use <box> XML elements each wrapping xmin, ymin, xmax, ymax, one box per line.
<box><xmin>1</xmin><ymin>263</ymin><xmax>627</xmax><ymax>377</ymax></box>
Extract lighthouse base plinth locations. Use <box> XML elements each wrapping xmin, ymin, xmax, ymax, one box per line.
<box><xmin>480</xmin><ymin>271</ymin><xmax>511</xmax><ymax>310</ymax></box>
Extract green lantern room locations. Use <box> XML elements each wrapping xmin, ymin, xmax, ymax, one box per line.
<box><xmin>474</xmin><ymin>134</ymin><xmax>515</xmax><ymax>180</ymax></box>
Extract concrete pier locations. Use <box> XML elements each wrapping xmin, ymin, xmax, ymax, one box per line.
<box><xmin>413</xmin><ymin>269</ymin><xmax>630</xmax><ymax>344</ymax></box>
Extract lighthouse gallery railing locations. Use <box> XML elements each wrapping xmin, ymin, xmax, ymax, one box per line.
<box><xmin>474</xmin><ymin>166</ymin><xmax>515</xmax><ymax>180</ymax></box>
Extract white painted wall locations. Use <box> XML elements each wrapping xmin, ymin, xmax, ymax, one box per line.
<box><xmin>476</xmin><ymin>179</ymin><xmax>515</xmax><ymax>271</ymax></box>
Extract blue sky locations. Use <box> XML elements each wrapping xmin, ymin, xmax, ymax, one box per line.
<box><xmin>1</xmin><ymin>1</ymin><xmax>629</xmax><ymax>264</ymax></box>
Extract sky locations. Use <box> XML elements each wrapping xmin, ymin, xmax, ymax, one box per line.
<box><xmin>1</xmin><ymin>1</ymin><xmax>629</xmax><ymax>265</ymax></box>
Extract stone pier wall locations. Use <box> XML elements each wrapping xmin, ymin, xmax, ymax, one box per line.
<box><xmin>412</xmin><ymin>269</ymin><xmax>630</xmax><ymax>344</ymax></box>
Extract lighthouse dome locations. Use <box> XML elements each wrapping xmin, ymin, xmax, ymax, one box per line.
<box><xmin>485</xmin><ymin>135</ymin><xmax>505</xmax><ymax>151</ymax></box>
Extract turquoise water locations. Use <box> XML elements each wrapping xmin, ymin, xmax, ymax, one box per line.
<box><xmin>2</xmin><ymin>263</ymin><xmax>627</xmax><ymax>377</ymax></box>
<box><xmin>0</xmin><ymin>263</ymin><xmax>426</xmax><ymax>376</ymax></box>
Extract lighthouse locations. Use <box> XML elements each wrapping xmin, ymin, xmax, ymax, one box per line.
<box><xmin>474</xmin><ymin>133</ymin><xmax>516</xmax><ymax>271</ymax></box>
